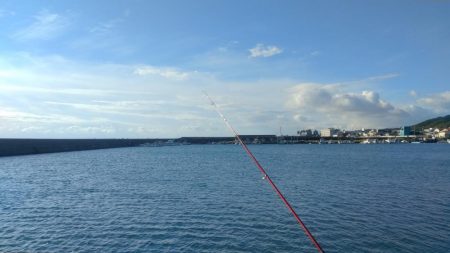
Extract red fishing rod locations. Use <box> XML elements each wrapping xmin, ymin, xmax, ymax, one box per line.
<box><xmin>204</xmin><ymin>92</ymin><xmax>325</xmax><ymax>253</ymax></box>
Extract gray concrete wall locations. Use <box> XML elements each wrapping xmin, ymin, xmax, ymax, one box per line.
<box><xmin>0</xmin><ymin>139</ymin><xmax>165</xmax><ymax>157</ymax></box>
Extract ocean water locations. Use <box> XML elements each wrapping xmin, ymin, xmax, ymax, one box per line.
<box><xmin>0</xmin><ymin>144</ymin><xmax>449</xmax><ymax>252</ymax></box>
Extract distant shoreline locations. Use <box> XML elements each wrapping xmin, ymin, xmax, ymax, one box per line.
<box><xmin>1</xmin><ymin>136</ymin><xmax>448</xmax><ymax>157</ymax></box>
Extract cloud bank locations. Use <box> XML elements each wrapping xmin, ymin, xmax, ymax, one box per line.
<box><xmin>0</xmin><ymin>51</ymin><xmax>447</xmax><ymax>137</ymax></box>
<box><xmin>418</xmin><ymin>91</ymin><xmax>450</xmax><ymax>113</ymax></box>
<box><xmin>287</xmin><ymin>83</ymin><xmax>419</xmax><ymax>129</ymax></box>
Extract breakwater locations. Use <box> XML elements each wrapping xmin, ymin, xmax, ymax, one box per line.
<box><xmin>0</xmin><ymin>138</ymin><xmax>167</xmax><ymax>157</ymax></box>
<box><xmin>0</xmin><ymin>135</ymin><xmax>275</xmax><ymax>157</ymax></box>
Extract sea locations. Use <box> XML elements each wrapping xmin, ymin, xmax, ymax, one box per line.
<box><xmin>0</xmin><ymin>144</ymin><xmax>449</xmax><ymax>252</ymax></box>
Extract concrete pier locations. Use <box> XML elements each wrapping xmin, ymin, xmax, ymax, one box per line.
<box><xmin>0</xmin><ymin>139</ymin><xmax>165</xmax><ymax>157</ymax></box>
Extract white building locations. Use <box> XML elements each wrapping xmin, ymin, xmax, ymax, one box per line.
<box><xmin>438</xmin><ymin>129</ymin><xmax>449</xmax><ymax>139</ymax></box>
<box><xmin>320</xmin><ymin>128</ymin><xmax>342</xmax><ymax>137</ymax></box>
<box><xmin>320</xmin><ymin>128</ymin><xmax>332</xmax><ymax>137</ymax></box>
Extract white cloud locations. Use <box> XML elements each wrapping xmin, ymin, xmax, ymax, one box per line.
<box><xmin>417</xmin><ymin>91</ymin><xmax>450</xmax><ymax>113</ymax></box>
<box><xmin>13</xmin><ymin>10</ymin><xmax>70</xmax><ymax>41</ymax></box>
<box><xmin>364</xmin><ymin>73</ymin><xmax>400</xmax><ymax>82</ymax></box>
<box><xmin>410</xmin><ymin>90</ymin><xmax>417</xmax><ymax>97</ymax></box>
<box><xmin>249</xmin><ymin>43</ymin><xmax>282</xmax><ymax>58</ymax></box>
<box><xmin>134</xmin><ymin>66</ymin><xmax>190</xmax><ymax>81</ymax></box>
<box><xmin>287</xmin><ymin>83</ymin><xmax>415</xmax><ymax>129</ymax></box>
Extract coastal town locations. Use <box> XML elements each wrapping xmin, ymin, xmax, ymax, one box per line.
<box><xmin>176</xmin><ymin>125</ymin><xmax>450</xmax><ymax>145</ymax></box>
<box><xmin>291</xmin><ymin>126</ymin><xmax>450</xmax><ymax>144</ymax></box>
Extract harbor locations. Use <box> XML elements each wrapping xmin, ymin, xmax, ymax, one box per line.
<box><xmin>1</xmin><ymin>134</ymin><xmax>449</xmax><ymax>158</ymax></box>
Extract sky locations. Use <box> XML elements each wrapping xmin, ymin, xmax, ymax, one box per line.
<box><xmin>0</xmin><ymin>0</ymin><xmax>449</xmax><ymax>138</ymax></box>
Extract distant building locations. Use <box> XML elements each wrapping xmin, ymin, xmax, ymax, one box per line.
<box><xmin>332</xmin><ymin>130</ymin><xmax>344</xmax><ymax>137</ymax></box>
<box><xmin>437</xmin><ymin>129</ymin><xmax>449</xmax><ymax>139</ymax></box>
<box><xmin>297</xmin><ymin>129</ymin><xmax>313</xmax><ymax>137</ymax></box>
<box><xmin>400</xmin><ymin>126</ymin><xmax>412</xmax><ymax>136</ymax></box>
<box><xmin>423</xmin><ymin>128</ymin><xmax>435</xmax><ymax>139</ymax></box>
<box><xmin>320</xmin><ymin>128</ymin><xmax>332</xmax><ymax>137</ymax></box>
<box><xmin>391</xmin><ymin>128</ymin><xmax>400</xmax><ymax>136</ymax></box>
<box><xmin>344</xmin><ymin>130</ymin><xmax>358</xmax><ymax>138</ymax></box>
<box><xmin>368</xmin><ymin>129</ymin><xmax>378</xmax><ymax>137</ymax></box>
<box><xmin>320</xmin><ymin>128</ymin><xmax>340</xmax><ymax>137</ymax></box>
<box><xmin>377</xmin><ymin>128</ymin><xmax>397</xmax><ymax>136</ymax></box>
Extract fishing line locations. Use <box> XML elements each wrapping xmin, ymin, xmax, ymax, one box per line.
<box><xmin>204</xmin><ymin>91</ymin><xmax>325</xmax><ymax>253</ymax></box>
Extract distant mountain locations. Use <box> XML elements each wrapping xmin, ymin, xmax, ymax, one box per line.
<box><xmin>412</xmin><ymin>115</ymin><xmax>450</xmax><ymax>130</ymax></box>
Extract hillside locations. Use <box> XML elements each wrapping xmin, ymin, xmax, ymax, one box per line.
<box><xmin>413</xmin><ymin>115</ymin><xmax>450</xmax><ymax>130</ymax></box>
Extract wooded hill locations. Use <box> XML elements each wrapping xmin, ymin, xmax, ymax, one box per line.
<box><xmin>412</xmin><ymin>115</ymin><xmax>450</xmax><ymax>130</ymax></box>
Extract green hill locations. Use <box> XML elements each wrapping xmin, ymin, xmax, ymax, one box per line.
<box><xmin>413</xmin><ymin>115</ymin><xmax>450</xmax><ymax>130</ymax></box>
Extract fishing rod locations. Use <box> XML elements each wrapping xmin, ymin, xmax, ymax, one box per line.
<box><xmin>204</xmin><ymin>92</ymin><xmax>325</xmax><ymax>253</ymax></box>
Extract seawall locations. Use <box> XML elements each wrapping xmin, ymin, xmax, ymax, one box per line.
<box><xmin>0</xmin><ymin>139</ymin><xmax>166</xmax><ymax>157</ymax></box>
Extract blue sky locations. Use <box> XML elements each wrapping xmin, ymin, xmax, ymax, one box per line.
<box><xmin>1</xmin><ymin>0</ymin><xmax>449</xmax><ymax>138</ymax></box>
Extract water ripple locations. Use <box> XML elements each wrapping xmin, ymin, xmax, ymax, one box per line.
<box><xmin>0</xmin><ymin>144</ymin><xmax>449</xmax><ymax>252</ymax></box>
